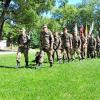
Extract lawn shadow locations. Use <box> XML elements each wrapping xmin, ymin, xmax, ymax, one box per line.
<box><xmin>0</xmin><ymin>65</ymin><xmax>25</xmax><ymax>69</ymax></box>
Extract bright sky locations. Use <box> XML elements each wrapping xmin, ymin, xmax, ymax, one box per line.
<box><xmin>68</xmin><ymin>0</ymin><xmax>82</xmax><ymax>5</ymax></box>
<box><xmin>42</xmin><ymin>0</ymin><xmax>82</xmax><ymax>17</ymax></box>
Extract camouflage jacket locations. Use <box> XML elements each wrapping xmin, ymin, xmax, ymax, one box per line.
<box><xmin>87</xmin><ymin>37</ymin><xmax>95</xmax><ymax>47</ymax></box>
<box><xmin>96</xmin><ymin>39</ymin><xmax>100</xmax><ymax>48</ymax></box>
<box><xmin>61</xmin><ymin>33</ymin><xmax>71</xmax><ymax>48</ymax></box>
<box><xmin>40</xmin><ymin>31</ymin><xmax>54</xmax><ymax>50</ymax></box>
<box><xmin>18</xmin><ymin>34</ymin><xmax>30</xmax><ymax>48</ymax></box>
<box><xmin>53</xmin><ymin>35</ymin><xmax>62</xmax><ymax>50</ymax></box>
<box><xmin>72</xmin><ymin>36</ymin><xmax>81</xmax><ymax>49</ymax></box>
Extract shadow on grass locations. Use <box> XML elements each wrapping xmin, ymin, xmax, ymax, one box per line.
<box><xmin>0</xmin><ymin>63</ymin><xmax>47</xmax><ymax>69</ymax></box>
<box><xmin>0</xmin><ymin>65</ymin><xmax>25</xmax><ymax>69</ymax></box>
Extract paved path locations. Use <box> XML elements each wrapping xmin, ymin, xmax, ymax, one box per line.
<box><xmin>0</xmin><ymin>51</ymin><xmax>17</xmax><ymax>55</ymax></box>
<box><xmin>0</xmin><ymin>49</ymin><xmax>38</xmax><ymax>55</ymax></box>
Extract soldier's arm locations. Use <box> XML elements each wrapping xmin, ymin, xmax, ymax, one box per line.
<box><xmin>17</xmin><ymin>35</ymin><xmax>20</xmax><ymax>46</ymax></box>
<box><xmin>59</xmin><ymin>37</ymin><xmax>62</xmax><ymax>48</ymax></box>
<box><xmin>70</xmin><ymin>35</ymin><xmax>72</xmax><ymax>48</ymax></box>
<box><xmin>94</xmin><ymin>38</ymin><xmax>96</xmax><ymax>49</ymax></box>
<box><xmin>39</xmin><ymin>32</ymin><xmax>42</xmax><ymax>49</ymax></box>
<box><xmin>50</xmin><ymin>32</ymin><xmax>54</xmax><ymax>50</ymax></box>
<box><xmin>79</xmin><ymin>37</ymin><xmax>81</xmax><ymax>48</ymax></box>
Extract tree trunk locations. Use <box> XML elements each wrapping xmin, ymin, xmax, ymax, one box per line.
<box><xmin>0</xmin><ymin>0</ymin><xmax>11</xmax><ymax>40</ymax></box>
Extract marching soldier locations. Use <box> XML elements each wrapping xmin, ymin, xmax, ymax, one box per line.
<box><xmin>53</xmin><ymin>32</ymin><xmax>62</xmax><ymax>63</ymax></box>
<box><xmin>96</xmin><ymin>36</ymin><xmax>100</xmax><ymax>58</ymax></box>
<box><xmin>61</xmin><ymin>27</ymin><xmax>72</xmax><ymax>62</ymax></box>
<box><xmin>38</xmin><ymin>25</ymin><xmax>54</xmax><ymax>67</ymax></box>
<box><xmin>71</xmin><ymin>31</ymin><xmax>81</xmax><ymax>60</ymax></box>
<box><xmin>16</xmin><ymin>28</ymin><xmax>30</xmax><ymax>68</ymax></box>
<box><xmin>87</xmin><ymin>34</ymin><xmax>96</xmax><ymax>58</ymax></box>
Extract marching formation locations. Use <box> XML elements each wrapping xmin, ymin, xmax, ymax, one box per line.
<box><xmin>16</xmin><ymin>25</ymin><xmax>100</xmax><ymax>68</ymax></box>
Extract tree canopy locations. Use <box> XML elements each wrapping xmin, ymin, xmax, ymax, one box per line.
<box><xmin>0</xmin><ymin>0</ymin><xmax>100</xmax><ymax>48</ymax></box>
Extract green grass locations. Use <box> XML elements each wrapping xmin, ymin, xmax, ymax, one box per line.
<box><xmin>0</xmin><ymin>52</ymin><xmax>100</xmax><ymax>100</ymax></box>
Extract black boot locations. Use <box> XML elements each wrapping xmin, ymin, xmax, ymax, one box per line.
<box><xmin>25</xmin><ymin>61</ymin><xmax>29</xmax><ymax>68</ymax></box>
<box><xmin>50</xmin><ymin>62</ymin><xmax>53</xmax><ymax>67</ymax></box>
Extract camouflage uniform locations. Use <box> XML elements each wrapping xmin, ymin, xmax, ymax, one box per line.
<box><xmin>80</xmin><ymin>35</ymin><xmax>86</xmax><ymax>59</ymax></box>
<box><xmin>96</xmin><ymin>36</ymin><xmax>100</xmax><ymax>57</ymax></box>
<box><xmin>39</xmin><ymin>27</ymin><xmax>54</xmax><ymax>67</ymax></box>
<box><xmin>61</xmin><ymin>33</ymin><xmax>72</xmax><ymax>62</ymax></box>
<box><xmin>87</xmin><ymin>35</ymin><xmax>96</xmax><ymax>58</ymax></box>
<box><xmin>53</xmin><ymin>32</ymin><xmax>62</xmax><ymax>63</ymax></box>
<box><xmin>16</xmin><ymin>33</ymin><xmax>30</xmax><ymax>67</ymax></box>
<box><xmin>71</xmin><ymin>35</ymin><xmax>81</xmax><ymax>60</ymax></box>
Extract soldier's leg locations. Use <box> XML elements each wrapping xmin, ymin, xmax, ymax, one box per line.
<box><xmin>16</xmin><ymin>48</ymin><xmax>22</xmax><ymax>68</ymax></box>
<box><xmin>47</xmin><ymin>50</ymin><xmax>54</xmax><ymax>67</ymax></box>
<box><xmin>65</xmin><ymin>47</ymin><xmax>70</xmax><ymax>62</ymax></box>
<box><xmin>76</xmin><ymin>48</ymin><xmax>81</xmax><ymax>60</ymax></box>
<box><xmin>55</xmin><ymin>50</ymin><xmax>59</xmax><ymax>61</ymax></box>
<box><xmin>57</xmin><ymin>49</ymin><xmax>62</xmax><ymax>63</ymax></box>
<box><xmin>93</xmin><ymin>49</ymin><xmax>96</xmax><ymax>58</ymax></box>
<box><xmin>84</xmin><ymin>47</ymin><xmax>87</xmax><ymax>58</ymax></box>
<box><xmin>71</xmin><ymin>49</ymin><xmax>75</xmax><ymax>60</ymax></box>
<box><xmin>52</xmin><ymin>50</ymin><xmax>55</xmax><ymax>62</ymax></box>
<box><xmin>39</xmin><ymin>50</ymin><xmax>45</xmax><ymax>65</ymax></box>
<box><xmin>87</xmin><ymin>47</ymin><xmax>90</xmax><ymax>58</ymax></box>
<box><xmin>60</xmin><ymin>49</ymin><xmax>65</xmax><ymax>63</ymax></box>
<box><xmin>90</xmin><ymin>47</ymin><xmax>94</xmax><ymax>58</ymax></box>
<box><xmin>81</xmin><ymin>48</ymin><xmax>84</xmax><ymax>59</ymax></box>
<box><xmin>98</xmin><ymin>48</ymin><xmax>100</xmax><ymax>58</ymax></box>
<box><xmin>63</xmin><ymin>49</ymin><xmax>67</xmax><ymax>63</ymax></box>
<box><xmin>24</xmin><ymin>48</ymin><xmax>29</xmax><ymax>67</ymax></box>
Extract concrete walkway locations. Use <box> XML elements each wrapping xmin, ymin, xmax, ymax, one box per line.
<box><xmin>0</xmin><ymin>49</ymin><xmax>38</xmax><ymax>55</ymax></box>
<box><xmin>0</xmin><ymin>49</ymin><xmax>17</xmax><ymax>54</ymax></box>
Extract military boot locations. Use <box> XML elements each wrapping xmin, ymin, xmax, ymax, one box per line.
<box><xmin>25</xmin><ymin>61</ymin><xmax>29</xmax><ymax>68</ymax></box>
<box><xmin>50</xmin><ymin>62</ymin><xmax>53</xmax><ymax>67</ymax></box>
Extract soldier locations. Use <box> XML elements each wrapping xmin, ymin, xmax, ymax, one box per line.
<box><xmin>16</xmin><ymin>28</ymin><xmax>30</xmax><ymax>68</ymax></box>
<box><xmin>87</xmin><ymin>34</ymin><xmax>96</xmax><ymax>58</ymax></box>
<box><xmin>80</xmin><ymin>33</ymin><xmax>86</xmax><ymax>59</ymax></box>
<box><xmin>96</xmin><ymin>36</ymin><xmax>100</xmax><ymax>58</ymax></box>
<box><xmin>61</xmin><ymin>27</ymin><xmax>72</xmax><ymax>62</ymax></box>
<box><xmin>71</xmin><ymin>31</ymin><xmax>81</xmax><ymax>60</ymax></box>
<box><xmin>38</xmin><ymin>25</ymin><xmax>54</xmax><ymax>67</ymax></box>
<box><xmin>53</xmin><ymin>32</ymin><xmax>62</xmax><ymax>63</ymax></box>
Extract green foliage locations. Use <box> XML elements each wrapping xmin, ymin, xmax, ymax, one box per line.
<box><xmin>1</xmin><ymin>0</ymin><xmax>100</xmax><ymax>47</ymax></box>
<box><xmin>30</xmin><ymin>30</ymin><xmax>40</xmax><ymax>48</ymax></box>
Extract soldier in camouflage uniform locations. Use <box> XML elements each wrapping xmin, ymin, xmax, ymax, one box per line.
<box><xmin>39</xmin><ymin>25</ymin><xmax>54</xmax><ymax>67</ymax></box>
<box><xmin>80</xmin><ymin>33</ymin><xmax>86</xmax><ymax>59</ymax></box>
<box><xmin>71</xmin><ymin>32</ymin><xmax>81</xmax><ymax>60</ymax></box>
<box><xmin>16</xmin><ymin>28</ymin><xmax>30</xmax><ymax>68</ymax></box>
<box><xmin>96</xmin><ymin>36</ymin><xmax>100</xmax><ymax>58</ymax></box>
<box><xmin>61</xmin><ymin>27</ymin><xmax>72</xmax><ymax>62</ymax></box>
<box><xmin>53</xmin><ymin>32</ymin><xmax>62</xmax><ymax>63</ymax></box>
<box><xmin>87</xmin><ymin>34</ymin><xmax>96</xmax><ymax>58</ymax></box>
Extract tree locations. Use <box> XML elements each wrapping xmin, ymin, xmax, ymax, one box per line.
<box><xmin>52</xmin><ymin>4</ymin><xmax>78</xmax><ymax>32</ymax></box>
<box><xmin>0</xmin><ymin>0</ymin><xmax>11</xmax><ymax>39</ymax></box>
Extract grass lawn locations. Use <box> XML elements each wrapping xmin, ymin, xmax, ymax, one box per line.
<box><xmin>0</xmin><ymin>52</ymin><xmax>100</xmax><ymax>100</ymax></box>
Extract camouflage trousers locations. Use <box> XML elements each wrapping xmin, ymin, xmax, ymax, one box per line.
<box><xmin>61</xmin><ymin>47</ymin><xmax>71</xmax><ymax>62</ymax></box>
<box><xmin>39</xmin><ymin>49</ymin><xmax>54</xmax><ymax>64</ymax></box>
<box><xmin>81</xmin><ymin>46</ymin><xmax>86</xmax><ymax>59</ymax></box>
<box><xmin>16</xmin><ymin>46</ymin><xmax>29</xmax><ymax>63</ymax></box>
<box><xmin>87</xmin><ymin>46</ymin><xmax>95</xmax><ymax>58</ymax></box>
<box><xmin>53</xmin><ymin>49</ymin><xmax>62</xmax><ymax>62</ymax></box>
<box><xmin>96</xmin><ymin>46</ymin><xmax>100</xmax><ymax>58</ymax></box>
<box><xmin>71</xmin><ymin>48</ymin><xmax>81</xmax><ymax>60</ymax></box>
